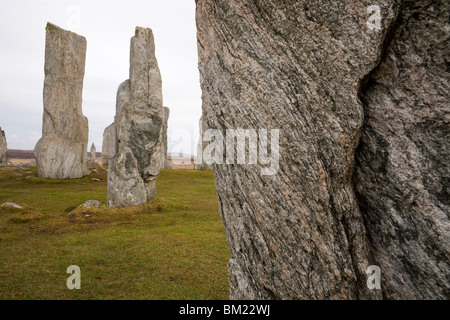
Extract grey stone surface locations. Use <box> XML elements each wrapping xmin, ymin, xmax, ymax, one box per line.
<box><xmin>34</xmin><ymin>23</ymin><xmax>89</xmax><ymax>179</ymax></box>
<box><xmin>161</xmin><ymin>107</ymin><xmax>172</xmax><ymax>169</ymax></box>
<box><xmin>0</xmin><ymin>127</ymin><xmax>7</xmax><ymax>165</ymax></box>
<box><xmin>108</xmin><ymin>27</ymin><xmax>164</xmax><ymax>208</ymax></box>
<box><xmin>354</xmin><ymin>0</ymin><xmax>450</xmax><ymax>299</ymax></box>
<box><xmin>197</xmin><ymin>0</ymin><xmax>448</xmax><ymax>300</ymax></box>
<box><xmin>83</xmin><ymin>200</ymin><xmax>100</xmax><ymax>208</ymax></box>
<box><xmin>102</xmin><ymin>123</ymin><xmax>116</xmax><ymax>165</ymax></box>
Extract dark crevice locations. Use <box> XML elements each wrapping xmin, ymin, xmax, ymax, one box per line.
<box><xmin>353</xmin><ymin>1</ymin><xmax>405</xmax><ymax>301</ymax></box>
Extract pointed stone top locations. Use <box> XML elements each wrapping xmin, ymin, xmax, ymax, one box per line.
<box><xmin>46</xmin><ymin>22</ymin><xmax>86</xmax><ymax>40</ymax></box>
<box><xmin>46</xmin><ymin>22</ymin><xmax>64</xmax><ymax>32</ymax></box>
<box><xmin>132</xmin><ymin>27</ymin><xmax>156</xmax><ymax>52</ymax></box>
<box><xmin>135</xmin><ymin>26</ymin><xmax>154</xmax><ymax>36</ymax></box>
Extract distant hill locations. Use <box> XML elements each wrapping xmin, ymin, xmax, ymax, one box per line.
<box><xmin>7</xmin><ymin>149</ymin><xmax>35</xmax><ymax>159</ymax></box>
<box><xmin>7</xmin><ymin>150</ymin><xmax>103</xmax><ymax>159</ymax></box>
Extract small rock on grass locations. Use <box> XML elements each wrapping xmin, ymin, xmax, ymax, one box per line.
<box><xmin>83</xmin><ymin>200</ymin><xmax>100</xmax><ymax>208</ymax></box>
<box><xmin>1</xmin><ymin>202</ymin><xmax>24</xmax><ymax>209</ymax></box>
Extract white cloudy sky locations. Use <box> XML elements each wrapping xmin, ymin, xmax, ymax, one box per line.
<box><xmin>0</xmin><ymin>0</ymin><xmax>202</xmax><ymax>154</ymax></box>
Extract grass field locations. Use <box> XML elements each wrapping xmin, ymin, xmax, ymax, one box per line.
<box><xmin>0</xmin><ymin>165</ymin><xmax>230</xmax><ymax>300</ymax></box>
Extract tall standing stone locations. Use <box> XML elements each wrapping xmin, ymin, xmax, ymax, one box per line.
<box><xmin>102</xmin><ymin>123</ymin><xmax>117</xmax><ymax>165</ymax></box>
<box><xmin>0</xmin><ymin>127</ymin><xmax>7</xmax><ymax>165</ymax></box>
<box><xmin>34</xmin><ymin>23</ymin><xmax>89</xmax><ymax>179</ymax></box>
<box><xmin>161</xmin><ymin>107</ymin><xmax>172</xmax><ymax>169</ymax></box>
<box><xmin>107</xmin><ymin>27</ymin><xmax>164</xmax><ymax>208</ymax></box>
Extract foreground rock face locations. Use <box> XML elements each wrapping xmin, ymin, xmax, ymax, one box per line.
<box><xmin>102</xmin><ymin>123</ymin><xmax>116</xmax><ymax>165</ymax></box>
<box><xmin>34</xmin><ymin>23</ymin><xmax>89</xmax><ymax>179</ymax></box>
<box><xmin>354</xmin><ymin>0</ymin><xmax>449</xmax><ymax>299</ymax></box>
<box><xmin>0</xmin><ymin>127</ymin><xmax>7</xmax><ymax>165</ymax></box>
<box><xmin>196</xmin><ymin>0</ymin><xmax>448</xmax><ymax>299</ymax></box>
<box><xmin>161</xmin><ymin>107</ymin><xmax>172</xmax><ymax>169</ymax></box>
<box><xmin>107</xmin><ymin>27</ymin><xmax>164</xmax><ymax>208</ymax></box>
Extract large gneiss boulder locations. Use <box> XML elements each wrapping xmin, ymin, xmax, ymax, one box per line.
<box><xmin>107</xmin><ymin>27</ymin><xmax>164</xmax><ymax>208</ymax></box>
<box><xmin>196</xmin><ymin>0</ymin><xmax>448</xmax><ymax>299</ymax></box>
<box><xmin>0</xmin><ymin>127</ymin><xmax>7</xmax><ymax>165</ymax></box>
<box><xmin>34</xmin><ymin>23</ymin><xmax>89</xmax><ymax>179</ymax></box>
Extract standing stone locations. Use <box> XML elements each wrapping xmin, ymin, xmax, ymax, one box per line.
<box><xmin>196</xmin><ymin>116</ymin><xmax>211</xmax><ymax>171</ymax></box>
<box><xmin>102</xmin><ymin>123</ymin><xmax>117</xmax><ymax>165</ymax></box>
<box><xmin>0</xmin><ymin>127</ymin><xmax>7</xmax><ymax>165</ymax></box>
<box><xmin>197</xmin><ymin>0</ymin><xmax>448</xmax><ymax>300</ymax></box>
<box><xmin>107</xmin><ymin>27</ymin><xmax>164</xmax><ymax>208</ymax></box>
<box><xmin>87</xmin><ymin>143</ymin><xmax>99</xmax><ymax>169</ymax></box>
<box><xmin>161</xmin><ymin>107</ymin><xmax>172</xmax><ymax>169</ymax></box>
<box><xmin>90</xmin><ymin>143</ymin><xmax>96</xmax><ymax>159</ymax></box>
<box><xmin>354</xmin><ymin>1</ymin><xmax>449</xmax><ymax>300</ymax></box>
<box><xmin>34</xmin><ymin>23</ymin><xmax>89</xmax><ymax>179</ymax></box>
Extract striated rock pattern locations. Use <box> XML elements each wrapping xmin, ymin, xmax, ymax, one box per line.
<box><xmin>34</xmin><ymin>23</ymin><xmax>89</xmax><ymax>179</ymax></box>
<box><xmin>354</xmin><ymin>0</ymin><xmax>449</xmax><ymax>299</ymax></box>
<box><xmin>0</xmin><ymin>127</ymin><xmax>7</xmax><ymax>165</ymax></box>
<box><xmin>107</xmin><ymin>27</ymin><xmax>164</xmax><ymax>208</ymax></box>
<box><xmin>161</xmin><ymin>107</ymin><xmax>172</xmax><ymax>169</ymax></box>
<box><xmin>196</xmin><ymin>0</ymin><xmax>449</xmax><ymax>299</ymax></box>
<box><xmin>102</xmin><ymin>123</ymin><xmax>117</xmax><ymax>165</ymax></box>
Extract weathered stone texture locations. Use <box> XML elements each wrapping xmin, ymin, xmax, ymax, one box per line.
<box><xmin>0</xmin><ymin>127</ymin><xmax>7</xmax><ymax>165</ymax></box>
<box><xmin>354</xmin><ymin>0</ymin><xmax>450</xmax><ymax>299</ymax></box>
<box><xmin>34</xmin><ymin>23</ymin><xmax>89</xmax><ymax>179</ymax></box>
<box><xmin>197</xmin><ymin>0</ymin><xmax>448</xmax><ymax>300</ymax></box>
<box><xmin>107</xmin><ymin>27</ymin><xmax>164</xmax><ymax>208</ymax></box>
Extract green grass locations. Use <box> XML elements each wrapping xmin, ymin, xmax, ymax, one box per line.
<box><xmin>0</xmin><ymin>166</ymin><xmax>230</xmax><ymax>300</ymax></box>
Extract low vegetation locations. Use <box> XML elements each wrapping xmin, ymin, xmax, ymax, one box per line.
<box><xmin>0</xmin><ymin>166</ymin><xmax>229</xmax><ymax>299</ymax></box>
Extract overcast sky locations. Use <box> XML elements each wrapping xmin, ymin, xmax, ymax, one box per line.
<box><xmin>0</xmin><ymin>0</ymin><xmax>202</xmax><ymax>155</ymax></box>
